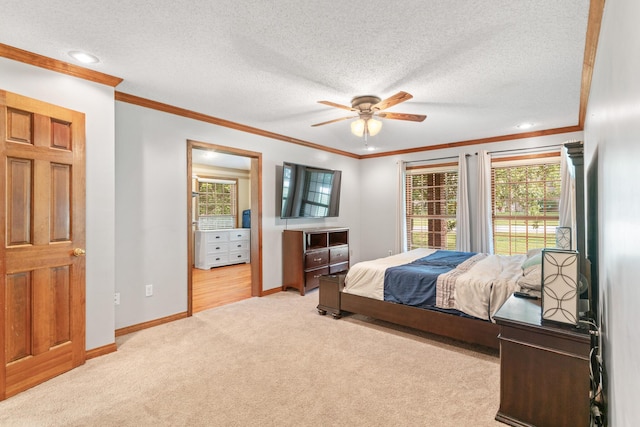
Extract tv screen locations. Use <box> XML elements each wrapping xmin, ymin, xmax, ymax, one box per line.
<box><xmin>279</xmin><ymin>162</ymin><xmax>341</xmax><ymax>218</ymax></box>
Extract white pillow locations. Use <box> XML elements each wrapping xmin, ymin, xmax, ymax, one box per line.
<box><xmin>521</xmin><ymin>252</ymin><xmax>542</xmax><ymax>273</ymax></box>
<box><xmin>517</xmin><ymin>264</ymin><xmax>542</xmax><ymax>290</ymax></box>
<box><xmin>526</xmin><ymin>248</ymin><xmax>543</xmax><ymax>258</ymax></box>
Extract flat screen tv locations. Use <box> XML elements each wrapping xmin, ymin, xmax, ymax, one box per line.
<box><xmin>279</xmin><ymin>162</ymin><xmax>341</xmax><ymax>219</ymax></box>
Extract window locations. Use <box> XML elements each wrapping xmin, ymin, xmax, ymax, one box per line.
<box><xmin>197</xmin><ymin>177</ymin><xmax>238</xmax><ymax>229</ymax></box>
<box><xmin>492</xmin><ymin>156</ymin><xmax>561</xmax><ymax>255</ymax></box>
<box><xmin>405</xmin><ymin>164</ymin><xmax>458</xmax><ymax>250</ymax></box>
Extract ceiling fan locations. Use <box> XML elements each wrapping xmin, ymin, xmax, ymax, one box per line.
<box><xmin>311</xmin><ymin>91</ymin><xmax>427</xmax><ymax>141</ymax></box>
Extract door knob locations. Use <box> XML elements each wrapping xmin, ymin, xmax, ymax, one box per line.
<box><xmin>73</xmin><ymin>248</ymin><xmax>86</xmax><ymax>257</ymax></box>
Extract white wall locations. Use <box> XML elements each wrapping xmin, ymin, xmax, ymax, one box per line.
<box><xmin>0</xmin><ymin>57</ymin><xmax>116</xmax><ymax>351</ymax></box>
<box><xmin>114</xmin><ymin>101</ymin><xmax>361</xmax><ymax>329</ymax></box>
<box><xmin>358</xmin><ymin>131</ymin><xmax>583</xmax><ymax>261</ymax></box>
<box><xmin>583</xmin><ymin>0</ymin><xmax>640</xmax><ymax>424</ymax></box>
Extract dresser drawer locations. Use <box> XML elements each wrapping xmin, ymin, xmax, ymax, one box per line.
<box><xmin>205</xmin><ymin>231</ymin><xmax>229</xmax><ymax>243</ymax></box>
<box><xmin>305</xmin><ymin>249</ymin><xmax>329</xmax><ymax>269</ymax></box>
<box><xmin>329</xmin><ymin>245</ymin><xmax>349</xmax><ymax>265</ymax></box>
<box><xmin>228</xmin><ymin>240</ymin><xmax>249</xmax><ymax>251</ymax></box>
<box><xmin>206</xmin><ymin>253</ymin><xmax>229</xmax><ymax>267</ymax></box>
<box><xmin>329</xmin><ymin>262</ymin><xmax>348</xmax><ymax>274</ymax></box>
<box><xmin>229</xmin><ymin>229</ymin><xmax>250</xmax><ymax>241</ymax></box>
<box><xmin>229</xmin><ymin>250</ymin><xmax>250</xmax><ymax>264</ymax></box>
<box><xmin>305</xmin><ymin>267</ymin><xmax>329</xmax><ymax>291</ymax></box>
<box><xmin>205</xmin><ymin>242</ymin><xmax>228</xmax><ymax>254</ymax></box>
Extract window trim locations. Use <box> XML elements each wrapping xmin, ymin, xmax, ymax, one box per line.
<box><xmin>404</xmin><ymin>162</ymin><xmax>459</xmax><ymax>251</ymax></box>
<box><xmin>491</xmin><ymin>152</ymin><xmax>561</xmax><ymax>255</ymax></box>
<box><xmin>196</xmin><ymin>175</ymin><xmax>239</xmax><ymax>228</ymax></box>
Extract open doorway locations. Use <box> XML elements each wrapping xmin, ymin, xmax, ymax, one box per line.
<box><xmin>186</xmin><ymin>140</ymin><xmax>262</xmax><ymax>315</ymax></box>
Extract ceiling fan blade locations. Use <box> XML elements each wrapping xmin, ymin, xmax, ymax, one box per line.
<box><xmin>311</xmin><ymin>116</ymin><xmax>355</xmax><ymax>127</ymax></box>
<box><xmin>317</xmin><ymin>100</ymin><xmax>355</xmax><ymax>111</ymax></box>
<box><xmin>372</xmin><ymin>91</ymin><xmax>413</xmax><ymax>111</ymax></box>
<box><xmin>377</xmin><ymin>112</ymin><xmax>427</xmax><ymax>122</ymax></box>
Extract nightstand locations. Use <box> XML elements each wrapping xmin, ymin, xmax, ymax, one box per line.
<box><xmin>493</xmin><ymin>295</ymin><xmax>591</xmax><ymax>427</ymax></box>
<box><xmin>316</xmin><ymin>273</ymin><xmax>346</xmax><ymax>318</ymax></box>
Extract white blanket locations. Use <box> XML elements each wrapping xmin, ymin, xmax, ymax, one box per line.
<box><xmin>343</xmin><ymin>249</ymin><xmax>526</xmax><ymax>321</ymax></box>
<box><xmin>440</xmin><ymin>253</ymin><xmax>526</xmax><ymax>320</ymax></box>
<box><xmin>343</xmin><ymin>248</ymin><xmax>436</xmax><ymax>300</ymax></box>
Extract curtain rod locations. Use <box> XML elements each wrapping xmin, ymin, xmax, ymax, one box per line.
<box><xmin>483</xmin><ymin>143</ymin><xmax>564</xmax><ymax>155</ymax></box>
<box><xmin>404</xmin><ymin>153</ymin><xmax>471</xmax><ymax>165</ymax></box>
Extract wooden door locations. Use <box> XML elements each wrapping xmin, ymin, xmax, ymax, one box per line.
<box><xmin>0</xmin><ymin>90</ymin><xmax>86</xmax><ymax>400</ymax></box>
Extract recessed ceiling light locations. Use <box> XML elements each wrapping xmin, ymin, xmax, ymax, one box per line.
<box><xmin>365</xmin><ymin>146</ymin><xmax>376</xmax><ymax>151</ymax></box>
<box><xmin>68</xmin><ymin>50</ymin><xmax>100</xmax><ymax>64</ymax></box>
<box><xmin>516</xmin><ymin>122</ymin><xmax>534</xmax><ymax>130</ymax></box>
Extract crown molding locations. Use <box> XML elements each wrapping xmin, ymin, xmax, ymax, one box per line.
<box><xmin>579</xmin><ymin>0</ymin><xmax>605</xmax><ymax>128</ymax></box>
<box><xmin>0</xmin><ymin>43</ymin><xmax>123</xmax><ymax>87</ymax></box>
<box><xmin>115</xmin><ymin>91</ymin><xmax>360</xmax><ymax>159</ymax></box>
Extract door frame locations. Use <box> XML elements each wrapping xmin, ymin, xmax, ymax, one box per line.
<box><xmin>186</xmin><ymin>140</ymin><xmax>262</xmax><ymax>315</ymax></box>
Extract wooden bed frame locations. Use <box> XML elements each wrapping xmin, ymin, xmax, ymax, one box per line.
<box><xmin>317</xmin><ymin>142</ymin><xmax>588</xmax><ymax>351</ymax></box>
<box><xmin>317</xmin><ymin>273</ymin><xmax>500</xmax><ymax>349</ymax></box>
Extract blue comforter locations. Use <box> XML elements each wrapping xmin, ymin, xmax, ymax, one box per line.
<box><xmin>384</xmin><ymin>250</ymin><xmax>476</xmax><ymax>309</ymax></box>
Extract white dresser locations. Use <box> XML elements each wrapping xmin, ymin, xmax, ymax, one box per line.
<box><xmin>195</xmin><ymin>228</ymin><xmax>251</xmax><ymax>269</ymax></box>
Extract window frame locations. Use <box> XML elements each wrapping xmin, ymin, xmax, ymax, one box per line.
<box><xmin>404</xmin><ymin>162</ymin><xmax>459</xmax><ymax>251</ymax></box>
<box><xmin>196</xmin><ymin>176</ymin><xmax>239</xmax><ymax>229</ymax></box>
<box><xmin>491</xmin><ymin>152</ymin><xmax>561</xmax><ymax>255</ymax></box>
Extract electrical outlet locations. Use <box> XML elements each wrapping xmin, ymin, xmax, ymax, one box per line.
<box><xmin>114</xmin><ymin>292</ymin><xmax>120</xmax><ymax>305</ymax></box>
<box><xmin>145</xmin><ymin>284</ymin><xmax>153</xmax><ymax>297</ymax></box>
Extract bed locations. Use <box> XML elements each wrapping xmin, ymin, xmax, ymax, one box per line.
<box><xmin>317</xmin><ymin>248</ymin><xmax>542</xmax><ymax>349</ymax></box>
<box><xmin>317</xmin><ymin>142</ymin><xmax>589</xmax><ymax>350</ymax></box>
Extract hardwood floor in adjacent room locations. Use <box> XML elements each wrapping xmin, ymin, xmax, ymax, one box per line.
<box><xmin>192</xmin><ymin>263</ymin><xmax>252</xmax><ymax>313</ymax></box>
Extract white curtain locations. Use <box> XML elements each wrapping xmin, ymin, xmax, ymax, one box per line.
<box><xmin>456</xmin><ymin>154</ymin><xmax>471</xmax><ymax>251</ymax></box>
<box><xmin>396</xmin><ymin>161</ymin><xmax>408</xmax><ymax>254</ymax></box>
<box><xmin>474</xmin><ymin>150</ymin><xmax>494</xmax><ymax>253</ymax></box>
<box><xmin>559</xmin><ymin>145</ymin><xmax>577</xmax><ymax>249</ymax></box>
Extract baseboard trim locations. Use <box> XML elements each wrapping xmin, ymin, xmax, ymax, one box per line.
<box><xmin>115</xmin><ymin>311</ymin><xmax>189</xmax><ymax>337</ymax></box>
<box><xmin>86</xmin><ymin>343</ymin><xmax>118</xmax><ymax>360</ymax></box>
<box><xmin>261</xmin><ymin>287</ymin><xmax>282</xmax><ymax>296</ymax></box>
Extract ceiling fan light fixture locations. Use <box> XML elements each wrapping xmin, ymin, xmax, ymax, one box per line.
<box><xmin>350</xmin><ymin>118</ymin><xmax>365</xmax><ymax>137</ymax></box>
<box><xmin>367</xmin><ymin>118</ymin><xmax>382</xmax><ymax>136</ymax></box>
<box><xmin>350</xmin><ymin>118</ymin><xmax>382</xmax><ymax>138</ymax></box>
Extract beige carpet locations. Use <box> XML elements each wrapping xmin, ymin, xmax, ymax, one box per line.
<box><xmin>0</xmin><ymin>291</ymin><xmax>503</xmax><ymax>426</ymax></box>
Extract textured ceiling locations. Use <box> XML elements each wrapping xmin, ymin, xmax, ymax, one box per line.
<box><xmin>1</xmin><ymin>0</ymin><xmax>590</xmax><ymax>155</ymax></box>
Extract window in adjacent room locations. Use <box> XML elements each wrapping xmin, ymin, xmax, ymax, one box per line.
<box><xmin>196</xmin><ymin>177</ymin><xmax>238</xmax><ymax>229</ymax></box>
<box><xmin>492</xmin><ymin>154</ymin><xmax>560</xmax><ymax>255</ymax></box>
<box><xmin>405</xmin><ymin>163</ymin><xmax>458</xmax><ymax>250</ymax></box>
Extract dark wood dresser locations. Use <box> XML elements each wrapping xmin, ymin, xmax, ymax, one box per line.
<box><xmin>282</xmin><ymin>227</ymin><xmax>349</xmax><ymax>295</ymax></box>
<box><xmin>493</xmin><ymin>295</ymin><xmax>591</xmax><ymax>427</ymax></box>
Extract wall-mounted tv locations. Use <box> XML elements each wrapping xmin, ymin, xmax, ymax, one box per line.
<box><xmin>279</xmin><ymin>162</ymin><xmax>341</xmax><ymax>219</ymax></box>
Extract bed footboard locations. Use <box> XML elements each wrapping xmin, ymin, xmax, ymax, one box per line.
<box><xmin>340</xmin><ymin>292</ymin><xmax>500</xmax><ymax>350</ymax></box>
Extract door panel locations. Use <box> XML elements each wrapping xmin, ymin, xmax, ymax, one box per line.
<box><xmin>1</xmin><ymin>90</ymin><xmax>86</xmax><ymax>400</ymax></box>
<box><xmin>6</xmin><ymin>158</ymin><xmax>32</xmax><ymax>245</ymax></box>
<box><xmin>50</xmin><ymin>163</ymin><xmax>71</xmax><ymax>242</ymax></box>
